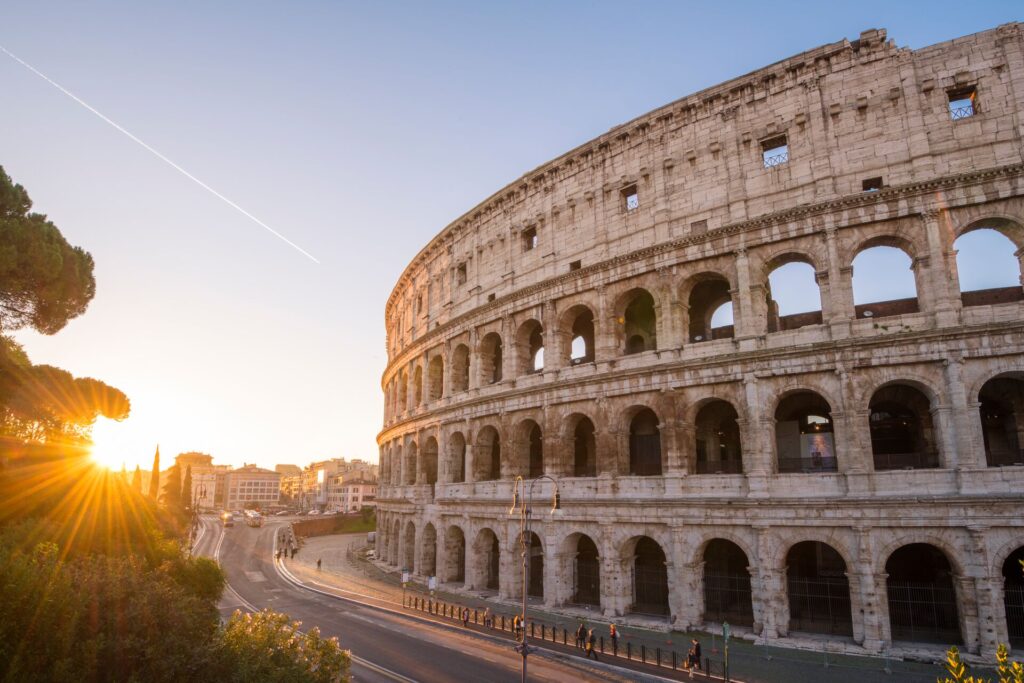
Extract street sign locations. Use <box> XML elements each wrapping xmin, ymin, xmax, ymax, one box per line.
<box><xmin>428</xmin><ymin>576</ymin><xmax>437</xmax><ymax>591</ymax></box>
<box><xmin>723</xmin><ymin>622</ymin><xmax>730</xmax><ymax>642</ymax></box>
<box><xmin>401</xmin><ymin>571</ymin><xmax>410</xmax><ymax>585</ymax></box>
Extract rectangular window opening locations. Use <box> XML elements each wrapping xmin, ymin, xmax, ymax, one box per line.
<box><xmin>487</xmin><ymin>293</ymin><xmax>496</xmax><ymax>302</ymax></box>
<box><xmin>948</xmin><ymin>86</ymin><xmax>976</xmax><ymax>120</ymax></box>
<box><xmin>521</xmin><ymin>226</ymin><xmax>538</xmax><ymax>252</ymax></box>
<box><xmin>862</xmin><ymin>176</ymin><xmax>884</xmax><ymax>192</ymax></box>
<box><xmin>621</xmin><ymin>185</ymin><xmax>639</xmax><ymax>212</ymax></box>
<box><xmin>569</xmin><ymin>260</ymin><xmax>582</xmax><ymax>272</ymax></box>
<box><xmin>456</xmin><ymin>262</ymin><xmax>467</xmax><ymax>285</ymax></box>
<box><xmin>761</xmin><ymin>135</ymin><xmax>789</xmax><ymax>168</ymax></box>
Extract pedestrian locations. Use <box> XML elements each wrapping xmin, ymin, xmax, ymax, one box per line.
<box><xmin>291</xmin><ymin>547</ymin><xmax>296</xmax><ymax>559</ymax></box>
<box><xmin>609</xmin><ymin>623</ymin><xmax>619</xmax><ymax>656</ymax></box>
<box><xmin>585</xmin><ymin>628</ymin><xmax>598</xmax><ymax>660</ymax></box>
<box><xmin>513</xmin><ymin>614</ymin><xmax>521</xmax><ymax>641</ymax></box>
<box><xmin>687</xmin><ymin>638</ymin><xmax>702</xmax><ymax>675</ymax></box>
<box><xmin>316</xmin><ymin>558</ymin><xmax>322</xmax><ymax>571</ymax></box>
<box><xmin>462</xmin><ymin>607</ymin><xmax>469</xmax><ymax>628</ymax></box>
<box><xmin>575</xmin><ymin>622</ymin><xmax>586</xmax><ymax>649</ymax></box>
<box><xmin>483</xmin><ymin>607</ymin><xmax>492</xmax><ymax>628</ymax></box>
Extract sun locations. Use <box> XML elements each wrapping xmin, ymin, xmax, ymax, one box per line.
<box><xmin>89</xmin><ymin>418</ymin><xmax>131</xmax><ymax>470</ymax></box>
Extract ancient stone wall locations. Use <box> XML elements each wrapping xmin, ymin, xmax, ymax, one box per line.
<box><xmin>376</xmin><ymin>24</ymin><xmax>1024</xmax><ymax>657</ymax></box>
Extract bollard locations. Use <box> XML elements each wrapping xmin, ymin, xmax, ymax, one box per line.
<box><xmin>656</xmin><ymin>647</ymin><xmax>661</xmax><ymax>667</ymax></box>
<box><xmin>501</xmin><ymin>615</ymin><xmax>505</xmax><ymax>631</ymax></box>
<box><xmin>563</xmin><ymin>628</ymin><xmax>567</xmax><ymax>645</ymax></box>
<box><xmin>641</xmin><ymin>644</ymin><xmax>646</xmax><ymax>664</ymax></box>
<box><xmin>705</xmin><ymin>656</ymin><xmax>711</xmax><ymax>679</ymax></box>
<box><xmin>672</xmin><ymin>651</ymin><xmax>677</xmax><ymax>670</ymax></box>
<box><xmin>599</xmin><ymin>636</ymin><xmax>604</xmax><ymax>654</ymax></box>
<box><xmin>627</xmin><ymin>642</ymin><xmax>632</xmax><ymax>660</ymax></box>
<box><xmin>473</xmin><ymin>609</ymin><xmax>478</xmax><ymax>624</ymax></box>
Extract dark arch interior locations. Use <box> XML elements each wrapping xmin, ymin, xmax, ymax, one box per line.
<box><xmin>980</xmin><ymin>376</ymin><xmax>1024</xmax><ymax>467</ymax></box>
<box><xmin>869</xmin><ymin>384</ymin><xmax>938</xmax><ymax>470</ymax></box>
<box><xmin>421</xmin><ymin>524</ymin><xmax>437</xmax><ymax>576</ymax></box>
<box><xmin>449</xmin><ymin>433</ymin><xmax>466</xmax><ymax>483</ymax></box>
<box><xmin>446</xmin><ymin>527</ymin><xmax>466</xmax><ymax>584</ymax></box>
<box><xmin>1003</xmin><ymin>547</ymin><xmax>1024</xmax><ymax>647</ymax></box>
<box><xmin>695</xmin><ymin>400</ymin><xmax>743</xmax><ymax>474</ymax></box>
<box><xmin>786</xmin><ymin>541</ymin><xmax>852</xmax><ymax>636</ymax></box>
<box><xmin>885</xmin><ymin>544</ymin><xmax>962</xmax><ymax>644</ymax></box>
<box><xmin>703</xmin><ymin>539</ymin><xmax>753</xmax><ymax>626</ymax></box>
<box><xmin>775</xmin><ymin>392</ymin><xmax>837</xmax><ymax>473</ymax></box>
<box><xmin>482</xmin><ymin>530</ymin><xmax>500</xmax><ymax>591</ymax></box>
<box><xmin>629</xmin><ymin>408</ymin><xmax>662</xmax><ymax>476</ymax></box>
<box><xmin>573</xmin><ymin>535</ymin><xmax>600</xmax><ymax>606</ymax></box>
<box><xmin>422</xmin><ymin>438</ymin><xmax>438</xmax><ymax>485</ymax></box>
<box><xmin>624</xmin><ymin>291</ymin><xmax>657</xmax><ymax>354</ymax></box>
<box><xmin>527</xmin><ymin>531</ymin><xmax>544</xmax><ymax>598</ymax></box>
<box><xmin>451</xmin><ymin>344</ymin><xmax>470</xmax><ymax>392</ymax></box>
<box><xmin>474</xmin><ymin>428</ymin><xmax>501</xmax><ymax>482</ymax></box>
<box><xmin>570</xmin><ymin>309</ymin><xmax>595</xmax><ymax>364</ymax></box>
<box><xmin>688</xmin><ymin>278</ymin><xmax>733</xmax><ymax>342</ymax></box>
<box><xmin>573</xmin><ymin>417</ymin><xmax>597</xmax><ymax>477</ymax></box>
<box><xmin>632</xmin><ymin>537</ymin><xmax>669</xmax><ymax>615</ymax></box>
<box><xmin>480</xmin><ymin>333</ymin><xmax>503</xmax><ymax>384</ymax></box>
<box><xmin>528</xmin><ymin>423</ymin><xmax>543</xmax><ymax>478</ymax></box>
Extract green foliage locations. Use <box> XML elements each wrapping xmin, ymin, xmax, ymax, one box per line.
<box><xmin>0</xmin><ymin>165</ymin><xmax>96</xmax><ymax>335</ymax></box>
<box><xmin>0</xmin><ymin>336</ymin><xmax>129</xmax><ymax>455</ymax></box>
<box><xmin>163</xmin><ymin>463</ymin><xmax>182</xmax><ymax>508</ymax></box>
<box><xmin>181</xmin><ymin>464</ymin><xmax>193</xmax><ymax>508</ymax></box>
<box><xmin>211</xmin><ymin>610</ymin><xmax>351</xmax><ymax>683</ymax></box>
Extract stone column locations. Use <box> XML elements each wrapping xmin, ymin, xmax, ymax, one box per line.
<box><xmin>594</xmin><ymin>285</ymin><xmax>618</xmax><ymax>362</ymax></box>
<box><xmin>598</xmin><ymin>525</ymin><xmax>628</xmax><ymax>616</ymax></box>
<box><xmin>732</xmin><ymin>248</ymin><xmax>760</xmax><ymax>346</ymax></box>
<box><xmin>743</xmin><ymin>375</ymin><xmax>770</xmax><ymax>496</ymax></box>
<box><xmin>955</xmin><ymin>574</ymin><xmax>982</xmax><ymax>655</ymax></box>
<box><xmin>969</xmin><ymin>527</ymin><xmax>1002</xmax><ymax>657</ymax></box>
<box><xmin>501</xmin><ymin>315</ymin><xmax>514</xmax><ymax>382</ymax></box>
<box><xmin>499</xmin><ymin>528</ymin><xmax>521</xmax><ymax>601</ymax></box>
<box><xmin>753</xmin><ymin>526</ymin><xmax>785</xmax><ymax>640</ymax></box>
<box><xmin>823</xmin><ymin>227</ymin><xmax>854</xmax><ymax>338</ymax></box>
<box><xmin>542</xmin><ymin>301</ymin><xmax>564</xmax><ymax>372</ymax></box>
<box><xmin>660</xmin><ymin>390</ymin><xmax>684</xmax><ymax>474</ymax></box>
<box><xmin>945</xmin><ymin>356</ymin><xmax>986</xmax><ymax>471</ymax></box>
<box><xmin>542</xmin><ymin>405</ymin><xmax>568</xmax><ymax>477</ymax></box>
<box><xmin>467</xmin><ymin>328</ymin><xmax>480</xmax><ymax>391</ymax></box>
<box><xmin>441</xmin><ymin>339</ymin><xmax>452</xmax><ymax>401</ymax></box>
<box><xmin>922</xmin><ymin>209</ymin><xmax>962</xmax><ymax>327</ymax></box>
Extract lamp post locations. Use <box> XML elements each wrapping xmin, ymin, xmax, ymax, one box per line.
<box><xmin>508</xmin><ymin>474</ymin><xmax>560</xmax><ymax>683</ymax></box>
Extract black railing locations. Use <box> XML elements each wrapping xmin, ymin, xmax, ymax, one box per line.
<box><xmin>778</xmin><ymin>455</ymin><xmax>839</xmax><ymax>474</ymax></box>
<box><xmin>704</xmin><ymin>572</ymin><xmax>754</xmax><ymax>625</ymax></box>
<box><xmin>1006</xmin><ymin>584</ymin><xmax>1024</xmax><ymax>646</ymax></box>
<box><xmin>872</xmin><ymin>451</ymin><xmax>940</xmax><ymax>471</ymax></box>
<box><xmin>695</xmin><ymin>459</ymin><xmax>744</xmax><ymax>475</ymax></box>
<box><xmin>787</xmin><ymin>576</ymin><xmax>853</xmax><ymax>636</ymax></box>
<box><xmin>986</xmin><ymin>448</ymin><xmax>1024</xmax><ymax>467</ymax></box>
<box><xmin>763</xmin><ymin>150</ymin><xmax>789</xmax><ymax>168</ymax></box>
<box><xmin>887</xmin><ymin>579</ymin><xmax>962</xmax><ymax>644</ymax></box>
<box><xmin>950</xmin><ymin>104</ymin><xmax>975</xmax><ymax>120</ymax></box>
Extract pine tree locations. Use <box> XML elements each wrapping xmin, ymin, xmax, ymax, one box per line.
<box><xmin>131</xmin><ymin>465</ymin><xmax>143</xmax><ymax>492</ymax></box>
<box><xmin>147</xmin><ymin>446</ymin><xmax>160</xmax><ymax>499</ymax></box>
<box><xmin>163</xmin><ymin>464</ymin><xmax>181</xmax><ymax>510</ymax></box>
<box><xmin>181</xmin><ymin>465</ymin><xmax>193</xmax><ymax>510</ymax></box>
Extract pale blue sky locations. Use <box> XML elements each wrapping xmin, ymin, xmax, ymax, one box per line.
<box><xmin>1</xmin><ymin>2</ymin><xmax>1019</xmax><ymax>470</ymax></box>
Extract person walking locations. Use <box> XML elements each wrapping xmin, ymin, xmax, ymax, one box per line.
<box><xmin>609</xmin><ymin>623</ymin><xmax>619</xmax><ymax>656</ymax></box>
<box><xmin>483</xmin><ymin>607</ymin><xmax>492</xmax><ymax>628</ymax></box>
<box><xmin>687</xmin><ymin>638</ymin><xmax>702</xmax><ymax>676</ymax></box>
<box><xmin>585</xmin><ymin>629</ymin><xmax>598</xmax><ymax>661</ymax></box>
<box><xmin>462</xmin><ymin>607</ymin><xmax>470</xmax><ymax>628</ymax></box>
<box><xmin>575</xmin><ymin>622</ymin><xmax>586</xmax><ymax>650</ymax></box>
<box><xmin>513</xmin><ymin>614</ymin><xmax>522</xmax><ymax>641</ymax></box>
<box><xmin>316</xmin><ymin>558</ymin><xmax>322</xmax><ymax>571</ymax></box>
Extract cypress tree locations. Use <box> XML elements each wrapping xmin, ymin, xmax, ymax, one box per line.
<box><xmin>163</xmin><ymin>464</ymin><xmax>181</xmax><ymax>510</ymax></box>
<box><xmin>147</xmin><ymin>446</ymin><xmax>160</xmax><ymax>499</ymax></box>
<box><xmin>131</xmin><ymin>465</ymin><xmax>143</xmax><ymax>492</ymax></box>
<box><xmin>181</xmin><ymin>465</ymin><xmax>193</xmax><ymax>510</ymax></box>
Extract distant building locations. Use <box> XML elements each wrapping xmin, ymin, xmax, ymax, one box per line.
<box><xmin>275</xmin><ymin>464</ymin><xmax>302</xmax><ymax>478</ymax></box>
<box><xmin>296</xmin><ymin>458</ymin><xmax>379</xmax><ymax>510</ymax></box>
<box><xmin>225</xmin><ymin>464</ymin><xmax>281</xmax><ymax>509</ymax></box>
<box><xmin>326</xmin><ymin>477</ymin><xmax>377</xmax><ymax>513</ymax></box>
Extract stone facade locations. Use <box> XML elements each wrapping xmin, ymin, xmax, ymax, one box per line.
<box><xmin>376</xmin><ymin>25</ymin><xmax>1024</xmax><ymax>656</ymax></box>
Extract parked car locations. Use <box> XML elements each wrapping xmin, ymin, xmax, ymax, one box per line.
<box><xmin>308</xmin><ymin>510</ymin><xmax>321</xmax><ymax>516</ymax></box>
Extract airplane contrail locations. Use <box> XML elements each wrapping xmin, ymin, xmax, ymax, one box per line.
<box><xmin>0</xmin><ymin>44</ymin><xmax>320</xmax><ymax>264</ymax></box>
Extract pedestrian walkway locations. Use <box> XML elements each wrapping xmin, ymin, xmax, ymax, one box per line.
<box><xmin>284</xmin><ymin>532</ymin><xmax>973</xmax><ymax>683</ymax></box>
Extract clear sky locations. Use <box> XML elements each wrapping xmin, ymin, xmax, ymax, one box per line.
<box><xmin>1</xmin><ymin>1</ymin><xmax>1019</xmax><ymax>471</ymax></box>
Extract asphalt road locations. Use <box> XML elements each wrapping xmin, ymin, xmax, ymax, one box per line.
<box><xmin>195</xmin><ymin>517</ymin><xmax>637</xmax><ymax>683</ymax></box>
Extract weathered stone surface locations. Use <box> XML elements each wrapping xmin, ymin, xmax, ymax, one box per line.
<box><xmin>376</xmin><ymin>24</ymin><xmax>1024</xmax><ymax>657</ymax></box>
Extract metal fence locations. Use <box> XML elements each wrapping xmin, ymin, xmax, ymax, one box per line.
<box><xmin>704</xmin><ymin>572</ymin><xmax>754</xmax><ymax>625</ymax></box>
<box><xmin>695</xmin><ymin>459</ymin><xmax>744</xmax><ymax>475</ymax></box>
<box><xmin>950</xmin><ymin>103</ymin><xmax>975</xmax><ymax>120</ymax></box>
<box><xmin>886</xmin><ymin>579</ymin><xmax>961</xmax><ymax>644</ymax></box>
<box><xmin>872</xmin><ymin>451</ymin><xmax>940</xmax><ymax>470</ymax></box>
<box><xmin>787</xmin><ymin>576</ymin><xmax>853</xmax><ymax>636</ymax></box>
<box><xmin>1007</xmin><ymin>584</ymin><xmax>1024</xmax><ymax>646</ymax></box>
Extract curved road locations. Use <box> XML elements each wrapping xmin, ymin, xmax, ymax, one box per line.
<box><xmin>195</xmin><ymin>517</ymin><xmax>637</xmax><ymax>683</ymax></box>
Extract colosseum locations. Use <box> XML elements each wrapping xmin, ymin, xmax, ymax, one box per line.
<box><xmin>376</xmin><ymin>24</ymin><xmax>1024</xmax><ymax>657</ymax></box>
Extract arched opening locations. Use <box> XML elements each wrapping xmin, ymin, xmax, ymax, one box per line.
<box><xmin>512</xmin><ymin>420</ymin><xmax>543</xmax><ymax>478</ymax></box>
<box><xmin>528</xmin><ymin>423</ymin><xmax>544</xmax><ymax>478</ymax></box>
<box><xmin>954</xmin><ymin>225</ymin><xmax>1023</xmax><ymax>307</ymax></box>
<box><xmin>402</xmin><ymin>521</ymin><xmax>416</xmax><ymax>572</ymax></box>
<box><xmin>622</xmin><ymin>289</ymin><xmax>657</xmax><ymax>354</ymax></box>
<box><xmin>572</xmin><ymin>535</ymin><xmax>600</xmax><ymax>606</ymax></box>
<box><xmin>391</xmin><ymin>445</ymin><xmax>402</xmax><ymax>485</ymax></box>
<box><xmin>397</xmin><ymin>371</ymin><xmax>408</xmax><ymax>413</ymax></box>
<box><xmin>450</xmin><ymin>344</ymin><xmax>470</xmax><ymax>393</ymax></box>
<box><xmin>629</xmin><ymin>408</ymin><xmax>662</xmax><ymax>476</ymax></box>
<box><xmin>427</xmin><ymin>355</ymin><xmax>444</xmax><ymax>402</ymax></box>
<box><xmin>631</xmin><ymin>537</ymin><xmax>669</xmax><ymax>616</ymax></box>
<box><xmin>448</xmin><ymin>431</ymin><xmax>467</xmax><ymax>483</ymax></box>
<box><xmin>703</xmin><ymin>539</ymin><xmax>753</xmax><ymax>626</ymax></box>
<box><xmin>477</xmin><ymin>529</ymin><xmax>500</xmax><ymax>591</ymax></box>
<box><xmin>766</xmin><ymin>260</ymin><xmax>823</xmax><ymax>332</ymax></box>
<box><xmin>565</xmin><ymin>306</ymin><xmax>595</xmax><ymax>365</ymax></box>
<box><xmin>775</xmin><ymin>391</ymin><xmax>837</xmax><ymax>473</ymax></box>
<box><xmin>688</xmin><ymin>276</ymin><xmax>734</xmax><ymax>342</ymax></box>
<box><xmin>479</xmin><ymin>332</ymin><xmax>503</xmax><ymax>385</ymax></box>
<box><xmin>786</xmin><ymin>541</ymin><xmax>852</xmax><ymax>636</ymax></box>
<box><xmin>445</xmin><ymin>526</ymin><xmax>466</xmax><ymax>584</ymax></box>
<box><xmin>885</xmin><ymin>544</ymin><xmax>962</xmax><ymax>644</ymax></box>
<box><xmin>852</xmin><ymin>245</ymin><xmax>919</xmax><ymax>319</ymax></box>
<box><xmin>473</xmin><ymin>426</ymin><xmax>501</xmax><ymax>482</ymax></box>
<box><xmin>571</xmin><ymin>415</ymin><xmax>597</xmax><ymax>477</ymax></box>
<box><xmin>979</xmin><ymin>375</ymin><xmax>1024</xmax><ymax>467</ymax></box>
<box><xmin>694</xmin><ymin>400</ymin><xmax>743</xmax><ymax>474</ymax></box>
<box><xmin>869</xmin><ymin>384</ymin><xmax>939</xmax><ymax>470</ymax></box>
<box><xmin>524</xmin><ymin>531</ymin><xmax>544</xmax><ymax>598</ymax></box>
<box><xmin>404</xmin><ymin>442</ymin><xmax>418</xmax><ymax>485</ymax></box>
<box><xmin>422</xmin><ymin>436</ymin><xmax>439</xmax><ymax>485</ymax></box>
<box><xmin>516</xmin><ymin>319</ymin><xmax>544</xmax><ymax>375</ymax></box>
<box><xmin>412</xmin><ymin>366</ymin><xmax>423</xmax><ymax>408</ymax></box>
<box><xmin>1002</xmin><ymin>546</ymin><xmax>1024</xmax><ymax>647</ymax></box>
<box><xmin>421</xmin><ymin>523</ymin><xmax>437</xmax><ymax>577</ymax></box>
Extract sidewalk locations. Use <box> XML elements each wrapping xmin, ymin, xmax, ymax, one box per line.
<box><xmin>285</xmin><ymin>533</ymin><xmax>965</xmax><ymax>683</ymax></box>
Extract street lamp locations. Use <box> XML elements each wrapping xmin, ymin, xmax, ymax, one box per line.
<box><xmin>508</xmin><ymin>474</ymin><xmax>560</xmax><ymax>683</ymax></box>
